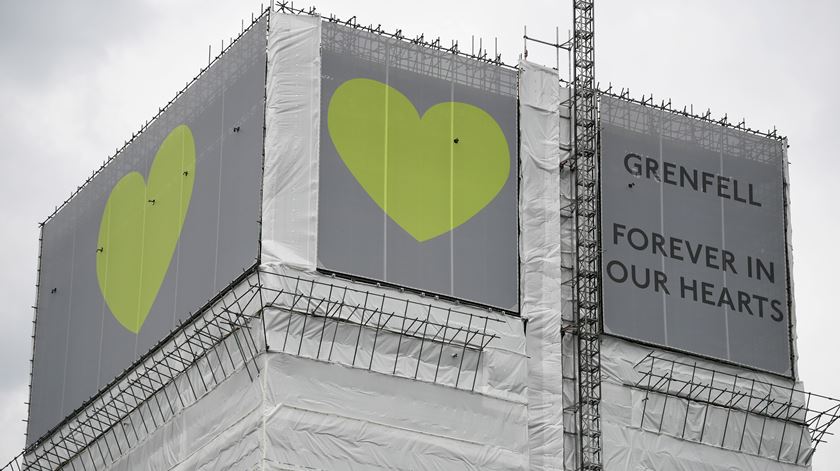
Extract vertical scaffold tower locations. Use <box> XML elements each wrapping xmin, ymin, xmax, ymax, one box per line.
<box><xmin>571</xmin><ymin>0</ymin><xmax>603</xmax><ymax>469</ymax></box>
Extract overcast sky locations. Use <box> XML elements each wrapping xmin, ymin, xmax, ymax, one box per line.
<box><xmin>1</xmin><ymin>0</ymin><xmax>839</xmax><ymax>468</ymax></box>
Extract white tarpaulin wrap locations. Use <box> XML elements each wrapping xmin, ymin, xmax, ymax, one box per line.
<box><xmin>59</xmin><ymin>257</ymin><xmax>530</xmax><ymax>470</ymax></box>
<box><xmin>258</xmin><ymin>262</ymin><xmax>529</xmax><ymax>469</ymax></box>
<box><xmin>71</xmin><ymin>255</ymin><xmax>530</xmax><ymax>469</ymax></box>
<box><xmin>105</xmin><ymin>365</ymin><xmax>264</xmax><ymax>471</ymax></box>
<box><xmin>53</xmin><ymin>318</ymin><xmax>268</xmax><ymax>471</ymax></box>
<box><xmin>260</xmin><ymin>263</ymin><xmax>528</xmax><ymax>405</ymax></box>
<box><xmin>261</xmin><ymin>13</ymin><xmax>321</xmax><ymax>270</ymax></box>
<box><xmin>20</xmin><ymin>9</ymin><xmax>821</xmax><ymax>470</ymax></box>
<box><xmin>601</xmin><ymin>337</ymin><xmax>811</xmax><ymax>471</ymax></box>
<box><xmin>86</xmin><ymin>349</ymin><xmax>529</xmax><ymax>471</ymax></box>
<box><xmin>518</xmin><ymin>60</ymin><xmax>566</xmax><ymax>470</ymax></box>
<box><xmin>262</xmin><ymin>353</ymin><xmax>527</xmax><ymax>470</ymax></box>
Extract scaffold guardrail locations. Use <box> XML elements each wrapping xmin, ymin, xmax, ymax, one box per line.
<box><xmin>2</xmin><ymin>266</ymin><xmax>505</xmax><ymax>471</ymax></box>
<box><xmin>633</xmin><ymin>353</ymin><xmax>840</xmax><ymax>465</ymax></box>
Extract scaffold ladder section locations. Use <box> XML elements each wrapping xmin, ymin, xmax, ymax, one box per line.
<box><xmin>571</xmin><ymin>0</ymin><xmax>603</xmax><ymax>469</ymax></box>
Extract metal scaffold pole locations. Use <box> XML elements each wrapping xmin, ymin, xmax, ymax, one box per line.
<box><xmin>571</xmin><ymin>0</ymin><xmax>603</xmax><ymax>469</ymax></box>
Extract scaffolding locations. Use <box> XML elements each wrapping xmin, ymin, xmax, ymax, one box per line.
<box><xmin>7</xmin><ymin>2</ymin><xmax>840</xmax><ymax>470</ymax></box>
<box><xmin>571</xmin><ymin>0</ymin><xmax>603</xmax><ymax>470</ymax></box>
<box><xmin>521</xmin><ymin>6</ymin><xmax>602</xmax><ymax>467</ymax></box>
<box><xmin>261</xmin><ymin>272</ymin><xmax>502</xmax><ymax>391</ymax></box>
<box><xmin>5</xmin><ymin>268</ymin><xmax>264</xmax><ymax>471</ymax></box>
<box><xmin>1</xmin><ymin>266</ymin><xmax>504</xmax><ymax>471</ymax></box>
<box><xmin>277</xmin><ymin>1</ymin><xmax>515</xmax><ymax>73</ymax></box>
<box><xmin>633</xmin><ymin>353</ymin><xmax>840</xmax><ymax>466</ymax></box>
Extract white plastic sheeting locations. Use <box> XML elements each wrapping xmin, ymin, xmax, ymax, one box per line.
<box><xmin>50</xmin><ymin>318</ymin><xmax>267</xmax><ymax>471</ymax></box>
<box><xmin>601</xmin><ymin>337</ymin><xmax>811</xmax><ymax>471</ymax></box>
<box><xmin>260</xmin><ymin>263</ymin><xmax>528</xmax><ymax>405</ymax></box>
<box><xmin>104</xmin><ymin>363</ymin><xmax>264</xmax><ymax>471</ymax></box>
<box><xmin>261</xmin><ymin>13</ymin><xmax>321</xmax><ymax>270</ymax></box>
<box><xmin>74</xmin><ymin>263</ymin><xmax>530</xmax><ymax>470</ymax></box>
<box><xmin>518</xmin><ymin>60</ymin><xmax>567</xmax><ymax>470</ymax></box>
<box><xmin>262</xmin><ymin>352</ymin><xmax>527</xmax><ymax>470</ymax></box>
<box><xmin>24</xmin><ymin>11</ymin><xmax>816</xmax><ymax>470</ymax></box>
<box><xmin>86</xmin><ymin>348</ymin><xmax>529</xmax><ymax>471</ymax></box>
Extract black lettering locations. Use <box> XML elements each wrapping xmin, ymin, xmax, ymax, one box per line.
<box><xmin>628</xmin><ymin>228</ymin><xmax>648</xmax><ymax>251</ymax></box>
<box><xmin>701</xmin><ymin>282</ymin><xmax>716</xmax><ymax>306</ymax></box>
<box><xmin>612</xmin><ymin>223</ymin><xmax>627</xmax><ymax>246</ymax></box>
<box><xmin>680</xmin><ymin>277</ymin><xmax>698</xmax><ymax>301</ymax></box>
<box><xmin>718</xmin><ymin>287</ymin><xmax>735</xmax><ymax>310</ymax></box>
<box><xmin>732</xmin><ymin>178</ymin><xmax>747</xmax><ymax>203</ymax></box>
<box><xmin>748</xmin><ymin>183</ymin><xmax>762</xmax><ymax>207</ymax></box>
<box><xmin>680</xmin><ymin>166</ymin><xmax>698</xmax><ymax>191</ymax></box>
<box><xmin>652</xmin><ymin>232</ymin><xmax>666</xmax><ymax>256</ymax></box>
<box><xmin>737</xmin><ymin>291</ymin><xmax>754</xmax><ymax>315</ymax></box>
<box><xmin>655</xmin><ymin>271</ymin><xmax>670</xmax><ymax>295</ymax></box>
<box><xmin>685</xmin><ymin>240</ymin><xmax>703</xmax><ymax>264</ymax></box>
<box><xmin>705</xmin><ymin>246</ymin><xmax>720</xmax><ymax>270</ymax></box>
<box><xmin>621</xmin><ymin>158</ymin><xmax>763</xmax><ymax>208</ymax></box>
<box><xmin>669</xmin><ymin>237</ymin><xmax>684</xmax><ymax>261</ymax></box>
<box><xmin>624</xmin><ymin>153</ymin><xmax>642</xmax><ymax>176</ymax></box>
<box><xmin>663</xmin><ymin>161</ymin><xmax>677</xmax><ymax>185</ymax></box>
<box><xmin>631</xmin><ymin>265</ymin><xmax>650</xmax><ymax>289</ymax></box>
<box><xmin>606</xmin><ymin>260</ymin><xmax>628</xmax><ymax>284</ymax></box>
<box><xmin>722</xmin><ymin>250</ymin><xmax>737</xmax><ymax>274</ymax></box>
<box><xmin>717</xmin><ymin>175</ymin><xmax>731</xmax><ymax>199</ymax></box>
<box><xmin>771</xmin><ymin>299</ymin><xmax>784</xmax><ymax>322</ymax></box>
<box><xmin>646</xmin><ymin>157</ymin><xmax>660</xmax><ymax>181</ymax></box>
<box><xmin>701</xmin><ymin>172</ymin><xmax>715</xmax><ymax>193</ymax></box>
<box><xmin>757</xmin><ymin>258</ymin><xmax>775</xmax><ymax>283</ymax></box>
<box><xmin>753</xmin><ymin>294</ymin><xmax>768</xmax><ymax>318</ymax></box>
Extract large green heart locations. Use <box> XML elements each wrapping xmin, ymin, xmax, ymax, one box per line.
<box><xmin>96</xmin><ymin>125</ymin><xmax>196</xmax><ymax>334</ymax></box>
<box><xmin>327</xmin><ymin>78</ymin><xmax>510</xmax><ymax>242</ymax></box>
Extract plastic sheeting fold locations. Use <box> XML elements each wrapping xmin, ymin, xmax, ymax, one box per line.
<box><xmin>601</xmin><ymin>337</ymin><xmax>811</xmax><ymax>470</ymax></box>
<box><xmin>519</xmin><ymin>60</ymin><xmax>568</xmax><ymax>471</ymax></box>
<box><xmin>260</xmin><ymin>263</ymin><xmax>528</xmax><ymax>404</ymax></box>
<box><xmin>81</xmin><ymin>346</ymin><xmax>530</xmax><ymax>470</ymax></box>
<box><xmin>261</xmin><ymin>13</ymin><xmax>321</xmax><ymax>270</ymax></box>
<box><xmin>263</xmin><ymin>353</ymin><xmax>528</xmax><ymax>470</ymax></box>
<box><xmin>55</xmin><ymin>319</ymin><xmax>267</xmax><ymax>471</ymax></box>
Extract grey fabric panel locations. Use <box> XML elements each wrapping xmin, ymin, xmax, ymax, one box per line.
<box><xmin>26</xmin><ymin>15</ymin><xmax>267</xmax><ymax>445</ymax></box>
<box><xmin>600</xmin><ymin>95</ymin><xmax>791</xmax><ymax>376</ymax></box>
<box><xmin>317</xmin><ymin>22</ymin><xmax>519</xmax><ymax>312</ymax></box>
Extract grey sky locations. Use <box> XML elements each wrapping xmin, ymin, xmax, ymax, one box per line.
<box><xmin>1</xmin><ymin>0</ymin><xmax>838</xmax><ymax>468</ymax></box>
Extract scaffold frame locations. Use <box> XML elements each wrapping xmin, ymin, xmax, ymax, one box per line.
<box><xmin>633</xmin><ymin>353</ymin><xmax>840</xmax><ymax>465</ymax></box>
<box><xmin>2</xmin><ymin>266</ymin><xmax>505</xmax><ymax>471</ymax></box>
<box><xmin>571</xmin><ymin>0</ymin><xmax>603</xmax><ymax>469</ymax></box>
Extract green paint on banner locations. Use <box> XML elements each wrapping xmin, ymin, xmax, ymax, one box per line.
<box><xmin>328</xmin><ymin>78</ymin><xmax>510</xmax><ymax>242</ymax></box>
<box><xmin>96</xmin><ymin>125</ymin><xmax>196</xmax><ymax>334</ymax></box>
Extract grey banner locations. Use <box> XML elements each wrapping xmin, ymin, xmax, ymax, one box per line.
<box><xmin>27</xmin><ymin>16</ymin><xmax>267</xmax><ymax>445</ymax></box>
<box><xmin>317</xmin><ymin>22</ymin><xmax>519</xmax><ymax>312</ymax></box>
<box><xmin>600</xmin><ymin>96</ymin><xmax>792</xmax><ymax>376</ymax></box>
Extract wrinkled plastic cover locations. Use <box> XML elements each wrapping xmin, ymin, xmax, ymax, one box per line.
<box><xmin>601</xmin><ymin>337</ymin><xmax>811</xmax><ymax>470</ymax></box>
<box><xmin>24</xmin><ymin>9</ymin><xmax>814</xmax><ymax>470</ymax></box>
<box><xmin>80</xmin><ymin>349</ymin><xmax>530</xmax><ymax>470</ymax></box>
<box><xmin>261</xmin><ymin>262</ymin><xmax>528</xmax><ymax>404</ymax></box>
<box><xmin>518</xmin><ymin>60</ymin><xmax>567</xmax><ymax>470</ymax></box>
<box><xmin>261</xmin><ymin>13</ymin><xmax>321</xmax><ymax>270</ymax></box>
<box><xmin>65</xmin><ymin>270</ymin><xmax>529</xmax><ymax>469</ymax></box>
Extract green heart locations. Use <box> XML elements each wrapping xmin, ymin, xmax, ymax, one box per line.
<box><xmin>96</xmin><ymin>125</ymin><xmax>196</xmax><ymax>334</ymax></box>
<box><xmin>327</xmin><ymin>78</ymin><xmax>510</xmax><ymax>242</ymax></box>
